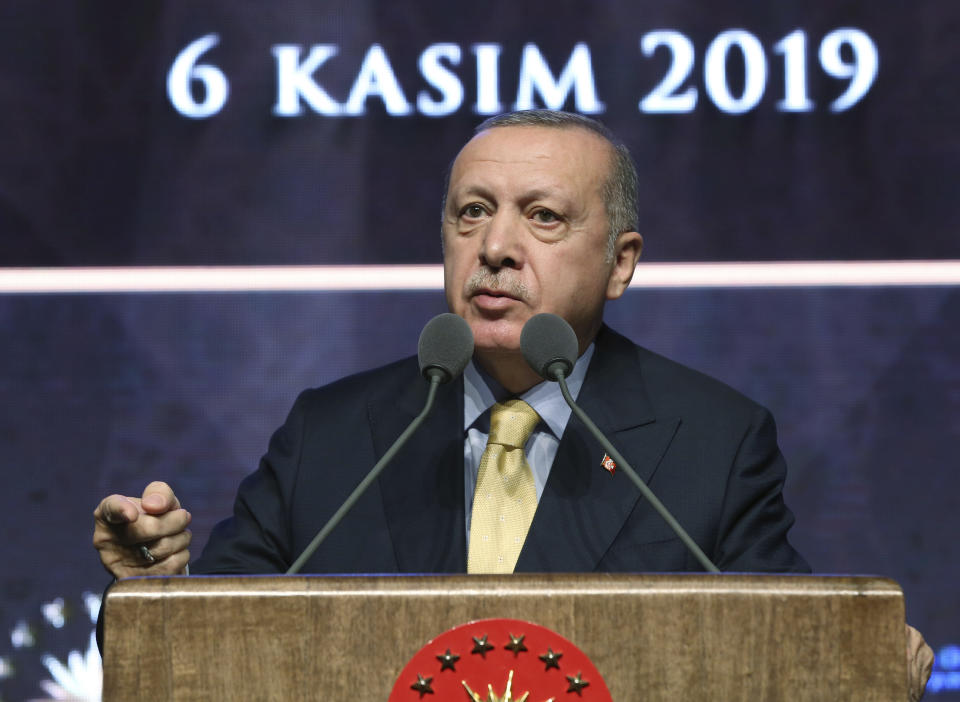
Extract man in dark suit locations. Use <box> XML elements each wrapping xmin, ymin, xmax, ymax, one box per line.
<box><xmin>92</xmin><ymin>109</ymin><xmax>807</xmax><ymax>577</ymax></box>
<box><xmin>185</xmin><ymin>324</ymin><xmax>807</xmax><ymax>576</ymax></box>
<box><xmin>91</xmin><ymin>110</ymin><xmax>933</xmax><ymax>697</ymax></box>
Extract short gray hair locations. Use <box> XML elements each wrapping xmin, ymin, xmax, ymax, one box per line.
<box><xmin>443</xmin><ymin>109</ymin><xmax>639</xmax><ymax>259</ymax></box>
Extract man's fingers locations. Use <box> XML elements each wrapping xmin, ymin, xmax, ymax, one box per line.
<box><xmin>95</xmin><ymin>523</ymin><xmax>192</xmax><ymax>579</ymax></box>
<box><xmin>94</xmin><ymin>482</ymin><xmax>190</xmax><ymax>581</ymax></box>
<box><xmin>95</xmin><ymin>506</ymin><xmax>191</xmax><ymax>551</ymax></box>
<box><xmin>906</xmin><ymin>623</ymin><xmax>935</xmax><ymax>702</ymax></box>
<box><xmin>103</xmin><ymin>544</ymin><xmax>192</xmax><ymax>579</ymax></box>
<box><xmin>122</xmin><ymin>508</ymin><xmax>192</xmax><ymax>546</ymax></box>
<box><xmin>139</xmin><ymin>530</ymin><xmax>192</xmax><ymax>563</ymax></box>
<box><xmin>131</xmin><ymin>538</ymin><xmax>191</xmax><ymax>576</ymax></box>
<box><xmin>140</xmin><ymin>481</ymin><xmax>180</xmax><ymax>514</ymax></box>
<box><xmin>94</xmin><ymin>495</ymin><xmax>140</xmax><ymax>525</ymax></box>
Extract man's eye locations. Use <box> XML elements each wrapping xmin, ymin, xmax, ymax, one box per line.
<box><xmin>533</xmin><ymin>209</ymin><xmax>559</xmax><ymax>223</ymax></box>
<box><xmin>461</xmin><ymin>204</ymin><xmax>486</xmax><ymax>218</ymax></box>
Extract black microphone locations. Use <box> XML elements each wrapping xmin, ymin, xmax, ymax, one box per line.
<box><xmin>287</xmin><ymin>313</ymin><xmax>474</xmax><ymax>574</ymax></box>
<box><xmin>520</xmin><ymin>311</ymin><xmax>579</xmax><ymax>381</ymax></box>
<box><xmin>418</xmin><ymin>313</ymin><xmax>475</xmax><ymax>383</ymax></box>
<box><xmin>520</xmin><ymin>313</ymin><xmax>720</xmax><ymax>574</ymax></box>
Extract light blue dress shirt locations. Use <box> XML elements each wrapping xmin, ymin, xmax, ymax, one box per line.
<box><xmin>462</xmin><ymin>344</ymin><xmax>594</xmax><ymax>542</ymax></box>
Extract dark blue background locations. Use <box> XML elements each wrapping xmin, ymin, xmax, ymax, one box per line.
<box><xmin>0</xmin><ymin>1</ymin><xmax>957</xmax><ymax>699</ymax></box>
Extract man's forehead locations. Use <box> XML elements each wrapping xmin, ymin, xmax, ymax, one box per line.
<box><xmin>460</xmin><ymin>124</ymin><xmax>609</xmax><ymax>158</ymax></box>
<box><xmin>448</xmin><ymin>125</ymin><xmax>611</xmax><ymax>192</ymax></box>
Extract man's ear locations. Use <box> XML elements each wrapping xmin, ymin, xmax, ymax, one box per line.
<box><xmin>606</xmin><ymin>231</ymin><xmax>643</xmax><ymax>300</ymax></box>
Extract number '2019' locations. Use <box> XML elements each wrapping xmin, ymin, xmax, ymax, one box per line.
<box><xmin>640</xmin><ymin>28</ymin><xmax>878</xmax><ymax>114</ymax></box>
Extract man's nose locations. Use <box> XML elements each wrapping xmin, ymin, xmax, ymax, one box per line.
<box><xmin>479</xmin><ymin>212</ymin><xmax>523</xmax><ymax>269</ymax></box>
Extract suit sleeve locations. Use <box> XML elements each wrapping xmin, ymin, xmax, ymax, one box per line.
<box><xmin>711</xmin><ymin>406</ymin><xmax>812</xmax><ymax>573</ymax></box>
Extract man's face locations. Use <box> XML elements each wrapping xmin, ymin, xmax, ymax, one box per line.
<box><xmin>442</xmin><ymin>125</ymin><xmax>638</xmax><ymax>363</ymax></box>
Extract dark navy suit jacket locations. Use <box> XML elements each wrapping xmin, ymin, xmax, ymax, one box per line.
<box><xmin>192</xmin><ymin>326</ymin><xmax>809</xmax><ymax>575</ymax></box>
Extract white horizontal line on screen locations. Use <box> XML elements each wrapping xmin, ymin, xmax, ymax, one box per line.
<box><xmin>0</xmin><ymin>261</ymin><xmax>959</xmax><ymax>293</ymax></box>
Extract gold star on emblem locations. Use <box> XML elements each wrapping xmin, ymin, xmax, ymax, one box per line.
<box><xmin>437</xmin><ymin>648</ymin><xmax>461</xmax><ymax>671</ymax></box>
<box><xmin>565</xmin><ymin>672</ymin><xmax>589</xmax><ymax>695</ymax></box>
<box><xmin>471</xmin><ymin>634</ymin><xmax>495</xmax><ymax>658</ymax></box>
<box><xmin>410</xmin><ymin>673</ymin><xmax>434</xmax><ymax>697</ymax></box>
<box><xmin>504</xmin><ymin>633</ymin><xmax>528</xmax><ymax>656</ymax></box>
<box><xmin>538</xmin><ymin>648</ymin><xmax>562</xmax><ymax>670</ymax></box>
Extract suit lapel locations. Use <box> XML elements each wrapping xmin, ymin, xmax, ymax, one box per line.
<box><xmin>515</xmin><ymin>328</ymin><xmax>680</xmax><ymax>572</ymax></box>
<box><xmin>373</xmin><ymin>372</ymin><xmax>467</xmax><ymax>573</ymax></box>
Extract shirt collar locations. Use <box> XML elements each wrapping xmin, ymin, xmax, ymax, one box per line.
<box><xmin>463</xmin><ymin>342</ymin><xmax>595</xmax><ymax>438</ymax></box>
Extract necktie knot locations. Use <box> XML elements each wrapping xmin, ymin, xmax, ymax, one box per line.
<box><xmin>488</xmin><ymin>399</ymin><xmax>540</xmax><ymax>450</ymax></box>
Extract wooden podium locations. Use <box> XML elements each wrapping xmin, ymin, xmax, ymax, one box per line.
<box><xmin>102</xmin><ymin>574</ymin><xmax>906</xmax><ymax>700</ymax></box>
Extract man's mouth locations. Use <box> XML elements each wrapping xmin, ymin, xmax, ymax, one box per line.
<box><xmin>471</xmin><ymin>287</ymin><xmax>518</xmax><ymax>300</ymax></box>
<box><xmin>470</xmin><ymin>287</ymin><xmax>523</xmax><ymax>311</ymax></box>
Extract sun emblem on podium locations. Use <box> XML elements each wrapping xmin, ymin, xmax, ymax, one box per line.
<box><xmin>389</xmin><ymin>619</ymin><xmax>610</xmax><ymax>701</ymax></box>
<box><xmin>462</xmin><ymin>668</ymin><xmax>551</xmax><ymax>701</ymax></box>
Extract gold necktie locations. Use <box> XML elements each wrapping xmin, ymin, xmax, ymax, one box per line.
<box><xmin>467</xmin><ymin>399</ymin><xmax>541</xmax><ymax>574</ymax></box>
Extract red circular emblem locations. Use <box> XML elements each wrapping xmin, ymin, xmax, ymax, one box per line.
<box><xmin>390</xmin><ymin>618</ymin><xmax>612</xmax><ymax>701</ymax></box>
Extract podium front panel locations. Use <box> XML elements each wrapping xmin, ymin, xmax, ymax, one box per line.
<box><xmin>103</xmin><ymin>573</ymin><xmax>905</xmax><ymax>701</ymax></box>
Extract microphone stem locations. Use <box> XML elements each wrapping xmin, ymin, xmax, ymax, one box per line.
<box><xmin>556</xmin><ymin>374</ymin><xmax>721</xmax><ymax>574</ymax></box>
<box><xmin>286</xmin><ymin>375</ymin><xmax>442</xmax><ymax>575</ymax></box>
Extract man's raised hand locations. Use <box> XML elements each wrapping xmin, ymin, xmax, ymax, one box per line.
<box><xmin>93</xmin><ymin>481</ymin><xmax>191</xmax><ymax>579</ymax></box>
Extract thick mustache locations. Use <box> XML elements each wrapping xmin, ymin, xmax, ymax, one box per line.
<box><xmin>465</xmin><ymin>271</ymin><xmax>529</xmax><ymax>301</ymax></box>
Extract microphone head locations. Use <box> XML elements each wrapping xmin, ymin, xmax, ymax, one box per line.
<box><xmin>418</xmin><ymin>313</ymin><xmax>474</xmax><ymax>383</ymax></box>
<box><xmin>521</xmin><ymin>313</ymin><xmax>579</xmax><ymax>380</ymax></box>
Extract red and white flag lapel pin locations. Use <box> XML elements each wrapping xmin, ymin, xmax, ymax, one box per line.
<box><xmin>600</xmin><ymin>453</ymin><xmax>616</xmax><ymax>475</ymax></box>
